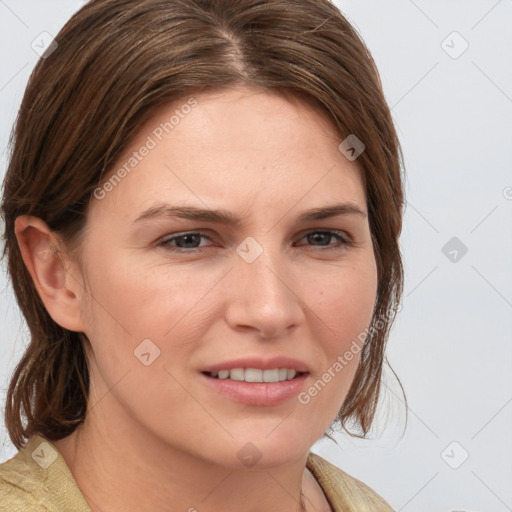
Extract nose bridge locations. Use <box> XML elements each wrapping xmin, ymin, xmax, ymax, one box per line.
<box><xmin>227</xmin><ymin>234</ymin><xmax>303</xmax><ymax>336</ymax></box>
<box><xmin>236</xmin><ymin>235</ymin><xmax>286</xmax><ymax>292</ymax></box>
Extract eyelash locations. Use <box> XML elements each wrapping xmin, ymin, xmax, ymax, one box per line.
<box><xmin>158</xmin><ymin>230</ymin><xmax>352</xmax><ymax>253</ymax></box>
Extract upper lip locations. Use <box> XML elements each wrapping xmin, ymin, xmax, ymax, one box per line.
<box><xmin>200</xmin><ymin>356</ymin><xmax>310</xmax><ymax>373</ymax></box>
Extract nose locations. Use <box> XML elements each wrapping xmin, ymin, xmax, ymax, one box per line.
<box><xmin>224</xmin><ymin>240</ymin><xmax>305</xmax><ymax>339</ymax></box>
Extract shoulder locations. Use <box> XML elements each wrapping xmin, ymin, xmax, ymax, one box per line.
<box><xmin>306</xmin><ymin>451</ymin><xmax>395</xmax><ymax>512</ymax></box>
<box><xmin>0</xmin><ymin>444</ymin><xmax>47</xmax><ymax>511</ymax></box>
<box><xmin>0</xmin><ymin>480</ymin><xmax>46</xmax><ymax>512</ymax></box>
<box><xmin>0</xmin><ymin>435</ymin><xmax>91</xmax><ymax>512</ymax></box>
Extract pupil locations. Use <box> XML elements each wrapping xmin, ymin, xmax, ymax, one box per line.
<box><xmin>179</xmin><ymin>234</ymin><xmax>200</xmax><ymax>248</ymax></box>
<box><xmin>309</xmin><ymin>232</ymin><xmax>329</xmax><ymax>246</ymax></box>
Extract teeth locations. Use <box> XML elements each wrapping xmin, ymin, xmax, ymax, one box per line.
<box><xmin>262</xmin><ymin>369</ymin><xmax>278</xmax><ymax>383</ymax></box>
<box><xmin>230</xmin><ymin>368</ymin><xmax>245</xmax><ymax>381</ymax></box>
<box><xmin>245</xmin><ymin>368</ymin><xmax>263</xmax><ymax>382</ymax></box>
<box><xmin>210</xmin><ymin>368</ymin><xmax>300</xmax><ymax>382</ymax></box>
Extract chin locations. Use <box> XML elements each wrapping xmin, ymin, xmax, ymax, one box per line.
<box><xmin>211</xmin><ymin>433</ymin><xmax>312</xmax><ymax>471</ymax></box>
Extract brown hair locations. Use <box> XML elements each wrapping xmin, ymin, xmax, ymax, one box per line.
<box><xmin>1</xmin><ymin>0</ymin><xmax>405</xmax><ymax>450</ymax></box>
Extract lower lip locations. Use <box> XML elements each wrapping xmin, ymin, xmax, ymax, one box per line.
<box><xmin>200</xmin><ymin>372</ymin><xmax>309</xmax><ymax>406</ymax></box>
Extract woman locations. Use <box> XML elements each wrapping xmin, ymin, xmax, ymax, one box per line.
<box><xmin>0</xmin><ymin>0</ymin><xmax>405</xmax><ymax>510</ymax></box>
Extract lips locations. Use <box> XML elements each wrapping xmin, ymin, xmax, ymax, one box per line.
<box><xmin>199</xmin><ymin>356</ymin><xmax>310</xmax><ymax>406</ymax></box>
<box><xmin>200</xmin><ymin>371</ymin><xmax>309</xmax><ymax>406</ymax></box>
<box><xmin>200</xmin><ymin>356</ymin><xmax>310</xmax><ymax>374</ymax></box>
<box><xmin>206</xmin><ymin>368</ymin><xmax>303</xmax><ymax>383</ymax></box>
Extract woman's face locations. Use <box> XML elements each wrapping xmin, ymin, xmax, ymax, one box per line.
<box><xmin>72</xmin><ymin>85</ymin><xmax>378</xmax><ymax>468</ymax></box>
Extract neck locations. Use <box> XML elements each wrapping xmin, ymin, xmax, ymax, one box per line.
<box><xmin>51</xmin><ymin>412</ymin><xmax>325</xmax><ymax>512</ymax></box>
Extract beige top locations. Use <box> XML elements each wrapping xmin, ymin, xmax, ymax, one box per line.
<box><xmin>0</xmin><ymin>435</ymin><xmax>395</xmax><ymax>511</ymax></box>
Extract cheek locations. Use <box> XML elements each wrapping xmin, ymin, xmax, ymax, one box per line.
<box><xmin>301</xmin><ymin>260</ymin><xmax>377</xmax><ymax>412</ymax></box>
<box><xmin>314</xmin><ymin>260</ymin><xmax>378</xmax><ymax>346</ymax></box>
<box><xmin>81</xmin><ymin>251</ymin><xmax>196</xmax><ymax>332</ymax></box>
<box><xmin>78</xmin><ymin>251</ymin><xmax>222</xmax><ymax>381</ymax></box>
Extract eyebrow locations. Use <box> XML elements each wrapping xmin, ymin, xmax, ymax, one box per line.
<box><xmin>133</xmin><ymin>202</ymin><xmax>367</xmax><ymax>225</ymax></box>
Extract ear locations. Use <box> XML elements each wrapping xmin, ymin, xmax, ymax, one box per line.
<box><xmin>14</xmin><ymin>215</ymin><xmax>86</xmax><ymax>332</ymax></box>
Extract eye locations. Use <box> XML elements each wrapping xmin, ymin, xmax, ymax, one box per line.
<box><xmin>159</xmin><ymin>232</ymin><xmax>213</xmax><ymax>252</ymax></box>
<box><xmin>158</xmin><ymin>229</ymin><xmax>352</xmax><ymax>254</ymax></box>
<box><xmin>295</xmin><ymin>230</ymin><xmax>352</xmax><ymax>251</ymax></box>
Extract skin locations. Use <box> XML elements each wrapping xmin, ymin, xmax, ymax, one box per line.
<box><xmin>15</xmin><ymin>84</ymin><xmax>378</xmax><ymax>512</ymax></box>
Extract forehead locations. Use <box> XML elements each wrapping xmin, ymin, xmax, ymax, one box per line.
<box><xmin>92</xmin><ymin>85</ymin><xmax>366</xmax><ymax>223</ymax></box>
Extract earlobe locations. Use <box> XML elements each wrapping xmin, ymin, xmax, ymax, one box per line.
<box><xmin>14</xmin><ymin>215</ymin><xmax>86</xmax><ymax>333</ymax></box>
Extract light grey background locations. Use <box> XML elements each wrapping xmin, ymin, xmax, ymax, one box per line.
<box><xmin>1</xmin><ymin>1</ymin><xmax>511</xmax><ymax>510</ymax></box>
